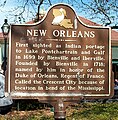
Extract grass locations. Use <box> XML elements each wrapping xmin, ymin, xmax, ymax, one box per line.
<box><xmin>1</xmin><ymin>101</ymin><xmax>118</xmax><ymax>120</ymax></box>
<box><xmin>66</xmin><ymin>102</ymin><xmax>118</xmax><ymax>120</ymax></box>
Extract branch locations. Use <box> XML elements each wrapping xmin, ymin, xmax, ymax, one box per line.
<box><xmin>37</xmin><ymin>0</ymin><xmax>44</xmax><ymax>21</ymax></box>
<box><xmin>48</xmin><ymin>0</ymin><xmax>52</xmax><ymax>6</ymax></box>
<box><xmin>111</xmin><ymin>26</ymin><xmax>118</xmax><ymax>29</ymax></box>
<box><xmin>97</xmin><ymin>7</ymin><xmax>111</xmax><ymax>26</ymax></box>
<box><xmin>80</xmin><ymin>0</ymin><xmax>96</xmax><ymax>12</ymax></box>
<box><xmin>0</xmin><ymin>0</ymin><xmax>7</xmax><ymax>7</ymax></box>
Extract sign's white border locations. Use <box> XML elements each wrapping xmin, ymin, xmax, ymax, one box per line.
<box><xmin>7</xmin><ymin>3</ymin><xmax>112</xmax><ymax>98</ymax></box>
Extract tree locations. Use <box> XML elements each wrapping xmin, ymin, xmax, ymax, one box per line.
<box><xmin>79</xmin><ymin>0</ymin><xmax>118</xmax><ymax>28</ymax></box>
<box><xmin>0</xmin><ymin>0</ymin><xmax>118</xmax><ymax>28</ymax></box>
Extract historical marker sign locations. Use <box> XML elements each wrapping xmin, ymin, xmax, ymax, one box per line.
<box><xmin>6</xmin><ymin>4</ymin><xmax>113</xmax><ymax>100</ymax></box>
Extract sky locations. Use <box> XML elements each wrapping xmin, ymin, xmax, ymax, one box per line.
<box><xmin>0</xmin><ymin>0</ymin><xmax>18</xmax><ymax>31</ymax></box>
<box><xmin>0</xmin><ymin>0</ymin><xmax>88</xmax><ymax>30</ymax></box>
<box><xmin>0</xmin><ymin>0</ymin><xmax>117</xmax><ymax>32</ymax></box>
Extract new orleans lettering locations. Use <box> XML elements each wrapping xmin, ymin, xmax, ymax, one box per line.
<box><xmin>27</xmin><ymin>29</ymin><xmax>95</xmax><ymax>38</ymax></box>
<box><xmin>53</xmin><ymin>30</ymin><xmax>95</xmax><ymax>38</ymax></box>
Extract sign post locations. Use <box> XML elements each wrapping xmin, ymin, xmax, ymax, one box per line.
<box><xmin>6</xmin><ymin>4</ymin><xmax>113</xmax><ymax>119</ymax></box>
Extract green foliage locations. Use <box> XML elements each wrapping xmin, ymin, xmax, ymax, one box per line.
<box><xmin>66</xmin><ymin>102</ymin><xmax>118</xmax><ymax>120</ymax></box>
<box><xmin>1</xmin><ymin>101</ymin><xmax>118</xmax><ymax>120</ymax></box>
<box><xmin>13</xmin><ymin>99</ymin><xmax>52</xmax><ymax>111</ymax></box>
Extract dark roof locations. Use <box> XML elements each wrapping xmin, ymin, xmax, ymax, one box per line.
<box><xmin>79</xmin><ymin>16</ymin><xmax>100</xmax><ymax>26</ymax></box>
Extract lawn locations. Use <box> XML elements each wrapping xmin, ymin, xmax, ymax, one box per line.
<box><xmin>0</xmin><ymin>100</ymin><xmax>118</xmax><ymax>120</ymax></box>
